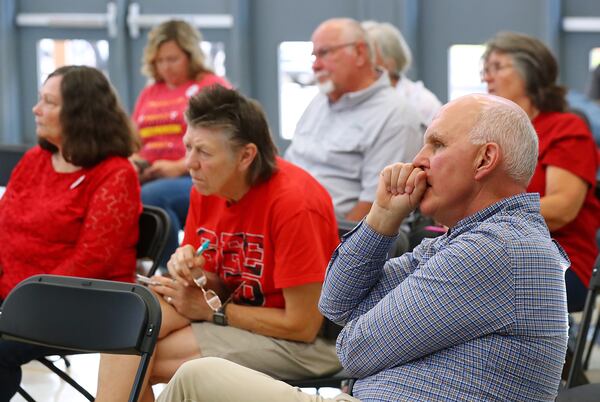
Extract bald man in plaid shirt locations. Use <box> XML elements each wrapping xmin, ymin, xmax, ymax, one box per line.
<box><xmin>157</xmin><ymin>94</ymin><xmax>568</xmax><ymax>402</ymax></box>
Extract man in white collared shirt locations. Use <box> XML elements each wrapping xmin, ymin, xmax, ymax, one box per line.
<box><xmin>285</xmin><ymin>18</ymin><xmax>423</xmax><ymax>221</ymax></box>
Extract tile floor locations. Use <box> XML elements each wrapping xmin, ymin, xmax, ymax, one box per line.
<box><xmin>11</xmin><ymin>354</ymin><xmax>341</xmax><ymax>401</ymax></box>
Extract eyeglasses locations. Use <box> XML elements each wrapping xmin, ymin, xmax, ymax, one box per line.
<box><xmin>311</xmin><ymin>42</ymin><xmax>357</xmax><ymax>61</ymax></box>
<box><xmin>480</xmin><ymin>62</ymin><xmax>513</xmax><ymax>80</ymax></box>
<box><xmin>193</xmin><ymin>273</ymin><xmax>222</xmax><ymax>312</ymax></box>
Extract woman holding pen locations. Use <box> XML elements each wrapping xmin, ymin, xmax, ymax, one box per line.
<box><xmin>96</xmin><ymin>86</ymin><xmax>341</xmax><ymax>402</ymax></box>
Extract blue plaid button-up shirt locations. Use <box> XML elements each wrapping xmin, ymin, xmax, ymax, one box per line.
<box><xmin>319</xmin><ymin>193</ymin><xmax>569</xmax><ymax>401</ymax></box>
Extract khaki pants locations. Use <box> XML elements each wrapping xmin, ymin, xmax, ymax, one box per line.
<box><xmin>192</xmin><ymin>322</ymin><xmax>341</xmax><ymax>380</ymax></box>
<box><xmin>156</xmin><ymin>357</ymin><xmax>360</xmax><ymax>402</ymax></box>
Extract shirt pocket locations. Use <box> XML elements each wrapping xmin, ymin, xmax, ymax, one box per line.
<box><xmin>320</xmin><ymin>124</ymin><xmax>365</xmax><ymax>176</ymax></box>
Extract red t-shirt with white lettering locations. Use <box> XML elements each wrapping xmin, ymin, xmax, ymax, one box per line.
<box><xmin>182</xmin><ymin>158</ymin><xmax>339</xmax><ymax>308</ymax></box>
<box><xmin>133</xmin><ymin>74</ymin><xmax>231</xmax><ymax>163</ymax></box>
<box><xmin>528</xmin><ymin>111</ymin><xmax>600</xmax><ymax>286</ymax></box>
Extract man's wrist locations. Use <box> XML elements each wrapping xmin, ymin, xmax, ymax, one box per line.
<box><xmin>365</xmin><ymin>203</ymin><xmax>407</xmax><ymax>236</ymax></box>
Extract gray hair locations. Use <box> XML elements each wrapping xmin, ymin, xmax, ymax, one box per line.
<box><xmin>330</xmin><ymin>18</ymin><xmax>375</xmax><ymax>66</ymax></box>
<box><xmin>468</xmin><ymin>96</ymin><xmax>539</xmax><ymax>186</ymax></box>
<box><xmin>361</xmin><ymin>20</ymin><xmax>412</xmax><ymax>77</ymax></box>
<box><xmin>483</xmin><ymin>32</ymin><xmax>566</xmax><ymax>112</ymax></box>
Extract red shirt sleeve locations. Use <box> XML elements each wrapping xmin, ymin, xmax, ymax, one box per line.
<box><xmin>535</xmin><ymin>112</ymin><xmax>598</xmax><ymax>187</ymax></box>
<box><xmin>271</xmin><ymin>209</ymin><xmax>339</xmax><ymax>289</ymax></box>
<box><xmin>268</xmin><ymin>179</ymin><xmax>339</xmax><ymax>289</ymax></box>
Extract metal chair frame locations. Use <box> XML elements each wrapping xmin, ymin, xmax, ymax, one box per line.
<box><xmin>556</xmin><ymin>258</ymin><xmax>600</xmax><ymax>400</ymax></box>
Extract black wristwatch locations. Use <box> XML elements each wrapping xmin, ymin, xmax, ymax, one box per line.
<box><xmin>212</xmin><ymin>305</ymin><xmax>228</xmax><ymax>326</ymax></box>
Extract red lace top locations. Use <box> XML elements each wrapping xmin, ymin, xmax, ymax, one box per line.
<box><xmin>0</xmin><ymin>146</ymin><xmax>142</xmax><ymax>299</ymax></box>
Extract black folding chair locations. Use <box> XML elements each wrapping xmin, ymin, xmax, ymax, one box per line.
<box><xmin>136</xmin><ymin>204</ymin><xmax>171</xmax><ymax>277</ymax></box>
<box><xmin>1</xmin><ymin>275</ymin><xmax>161</xmax><ymax>402</ymax></box>
<box><xmin>285</xmin><ymin>369</ymin><xmax>354</xmax><ymax>394</ymax></box>
<box><xmin>583</xmin><ymin>306</ymin><xmax>600</xmax><ymax>371</ymax></box>
<box><xmin>0</xmin><ymin>143</ymin><xmax>30</xmax><ymax>186</ymax></box>
<box><xmin>21</xmin><ymin>205</ymin><xmax>170</xmax><ymax>401</ymax></box>
<box><xmin>556</xmin><ymin>258</ymin><xmax>600</xmax><ymax>400</ymax></box>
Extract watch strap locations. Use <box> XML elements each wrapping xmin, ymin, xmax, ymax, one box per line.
<box><xmin>212</xmin><ymin>304</ymin><xmax>228</xmax><ymax>326</ymax></box>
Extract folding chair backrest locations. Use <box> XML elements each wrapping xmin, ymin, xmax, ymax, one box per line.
<box><xmin>565</xmin><ymin>258</ymin><xmax>600</xmax><ymax>388</ymax></box>
<box><xmin>0</xmin><ymin>275</ymin><xmax>162</xmax><ymax>402</ymax></box>
<box><xmin>0</xmin><ymin>143</ymin><xmax>30</xmax><ymax>186</ymax></box>
<box><xmin>337</xmin><ymin>218</ymin><xmax>357</xmax><ymax>239</ymax></box>
<box><xmin>137</xmin><ymin>205</ymin><xmax>171</xmax><ymax>277</ymax></box>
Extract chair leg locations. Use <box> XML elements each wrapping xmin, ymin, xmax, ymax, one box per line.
<box><xmin>38</xmin><ymin>358</ymin><xmax>95</xmax><ymax>401</ymax></box>
<box><xmin>45</xmin><ymin>354</ymin><xmax>72</xmax><ymax>368</ymax></box>
<box><xmin>62</xmin><ymin>355</ymin><xmax>71</xmax><ymax>368</ymax></box>
<box><xmin>17</xmin><ymin>386</ymin><xmax>37</xmax><ymax>402</ymax></box>
<box><xmin>583</xmin><ymin>320</ymin><xmax>599</xmax><ymax>370</ymax></box>
<box><xmin>341</xmin><ymin>378</ymin><xmax>355</xmax><ymax>395</ymax></box>
<box><xmin>562</xmin><ymin>345</ymin><xmax>589</xmax><ymax>386</ymax></box>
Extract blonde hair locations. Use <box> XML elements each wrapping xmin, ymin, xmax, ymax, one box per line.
<box><xmin>141</xmin><ymin>20</ymin><xmax>211</xmax><ymax>82</ymax></box>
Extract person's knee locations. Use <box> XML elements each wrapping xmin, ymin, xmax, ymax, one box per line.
<box><xmin>174</xmin><ymin>357</ymin><xmax>225</xmax><ymax>387</ymax></box>
<box><xmin>141</xmin><ymin>181</ymin><xmax>165</xmax><ymax>205</ymax></box>
<box><xmin>157</xmin><ymin>304</ymin><xmax>190</xmax><ymax>338</ymax></box>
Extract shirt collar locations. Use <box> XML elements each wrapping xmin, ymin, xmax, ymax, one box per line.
<box><xmin>329</xmin><ymin>69</ymin><xmax>391</xmax><ymax>111</ymax></box>
<box><xmin>448</xmin><ymin>193</ymin><xmax>540</xmax><ymax>237</ymax></box>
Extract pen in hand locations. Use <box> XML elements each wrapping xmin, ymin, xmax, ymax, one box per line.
<box><xmin>196</xmin><ymin>239</ymin><xmax>211</xmax><ymax>256</ymax></box>
<box><xmin>193</xmin><ymin>240</ymin><xmax>211</xmax><ymax>287</ymax></box>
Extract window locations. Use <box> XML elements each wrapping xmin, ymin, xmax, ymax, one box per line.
<box><xmin>36</xmin><ymin>39</ymin><xmax>226</xmax><ymax>88</ymax></box>
<box><xmin>448</xmin><ymin>44</ymin><xmax>486</xmax><ymax>100</ymax></box>
<box><xmin>200</xmin><ymin>41</ymin><xmax>226</xmax><ymax>77</ymax></box>
<box><xmin>589</xmin><ymin>47</ymin><xmax>600</xmax><ymax>69</ymax></box>
<box><xmin>37</xmin><ymin>39</ymin><xmax>109</xmax><ymax>87</ymax></box>
<box><xmin>278</xmin><ymin>41</ymin><xmax>318</xmax><ymax>140</ymax></box>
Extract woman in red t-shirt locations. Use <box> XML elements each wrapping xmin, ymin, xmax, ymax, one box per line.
<box><xmin>482</xmin><ymin>32</ymin><xmax>600</xmax><ymax>312</ymax></box>
<box><xmin>0</xmin><ymin>66</ymin><xmax>141</xmax><ymax>401</ymax></box>
<box><xmin>96</xmin><ymin>86</ymin><xmax>341</xmax><ymax>402</ymax></box>
<box><xmin>131</xmin><ymin>20</ymin><xmax>232</xmax><ymax>267</ymax></box>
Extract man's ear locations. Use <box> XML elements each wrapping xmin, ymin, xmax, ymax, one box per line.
<box><xmin>474</xmin><ymin>142</ymin><xmax>500</xmax><ymax>180</ymax></box>
<box><xmin>355</xmin><ymin>41</ymin><xmax>370</xmax><ymax>67</ymax></box>
<box><xmin>238</xmin><ymin>143</ymin><xmax>258</xmax><ymax>171</ymax></box>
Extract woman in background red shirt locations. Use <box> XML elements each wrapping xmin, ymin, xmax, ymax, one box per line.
<box><xmin>0</xmin><ymin>65</ymin><xmax>142</xmax><ymax>400</ymax></box>
<box><xmin>131</xmin><ymin>20</ymin><xmax>231</xmax><ymax>268</ymax></box>
<box><xmin>482</xmin><ymin>32</ymin><xmax>599</xmax><ymax>312</ymax></box>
